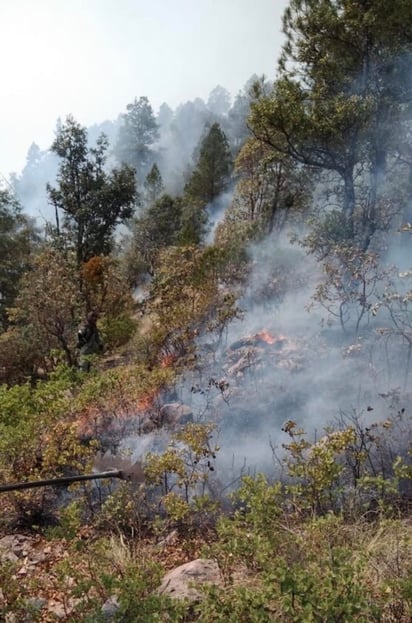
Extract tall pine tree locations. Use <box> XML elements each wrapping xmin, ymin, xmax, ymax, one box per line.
<box><xmin>184</xmin><ymin>122</ymin><xmax>232</xmax><ymax>206</ymax></box>
<box><xmin>249</xmin><ymin>0</ymin><xmax>412</xmax><ymax>249</ymax></box>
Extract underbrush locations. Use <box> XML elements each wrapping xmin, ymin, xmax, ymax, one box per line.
<box><xmin>1</xmin><ymin>362</ymin><xmax>412</xmax><ymax>621</ymax></box>
<box><xmin>3</xmin><ymin>489</ymin><xmax>412</xmax><ymax>622</ymax></box>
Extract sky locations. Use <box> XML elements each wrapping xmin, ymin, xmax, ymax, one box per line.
<box><xmin>0</xmin><ymin>0</ymin><xmax>288</xmax><ymax>180</ymax></box>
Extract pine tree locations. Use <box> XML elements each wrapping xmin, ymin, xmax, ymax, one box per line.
<box><xmin>185</xmin><ymin>122</ymin><xmax>232</xmax><ymax>206</ymax></box>
<box><xmin>115</xmin><ymin>96</ymin><xmax>160</xmax><ymax>181</ymax></box>
<box><xmin>249</xmin><ymin>0</ymin><xmax>412</xmax><ymax>249</ymax></box>
<box><xmin>0</xmin><ymin>189</ymin><xmax>39</xmax><ymax>331</ymax></box>
<box><xmin>144</xmin><ymin>163</ymin><xmax>164</xmax><ymax>205</ymax></box>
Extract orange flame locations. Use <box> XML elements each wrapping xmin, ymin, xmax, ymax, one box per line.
<box><xmin>73</xmin><ymin>408</ymin><xmax>101</xmax><ymax>438</ymax></box>
<box><xmin>137</xmin><ymin>390</ymin><xmax>157</xmax><ymax>411</ymax></box>
<box><xmin>160</xmin><ymin>353</ymin><xmax>177</xmax><ymax>368</ymax></box>
<box><xmin>256</xmin><ymin>330</ymin><xmax>276</xmax><ymax>344</ymax></box>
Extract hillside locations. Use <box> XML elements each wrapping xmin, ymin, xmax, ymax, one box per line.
<box><xmin>1</xmin><ymin>1</ymin><xmax>412</xmax><ymax>620</ymax></box>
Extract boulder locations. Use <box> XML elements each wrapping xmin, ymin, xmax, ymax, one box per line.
<box><xmin>159</xmin><ymin>403</ymin><xmax>193</xmax><ymax>428</ymax></box>
<box><xmin>158</xmin><ymin>558</ymin><xmax>221</xmax><ymax>601</ymax></box>
<box><xmin>101</xmin><ymin>595</ymin><xmax>120</xmax><ymax>619</ymax></box>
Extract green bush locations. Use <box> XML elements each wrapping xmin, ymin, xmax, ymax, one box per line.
<box><xmin>202</xmin><ymin>483</ymin><xmax>381</xmax><ymax>622</ymax></box>
<box><xmin>0</xmin><ymin>367</ymin><xmax>97</xmax><ymax>528</ymax></box>
<box><xmin>55</xmin><ymin>537</ymin><xmax>191</xmax><ymax>623</ymax></box>
<box><xmin>100</xmin><ymin>313</ymin><xmax>137</xmax><ymax>349</ymax></box>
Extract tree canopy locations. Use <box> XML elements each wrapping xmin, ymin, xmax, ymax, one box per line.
<box><xmin>249</xmin><ymin>0</ymin><xmax>412</xmax><ymax>249</ymax></box>
<box><xmin>185</xmin><ymin>122</ymin><xmax>233</xmax><ymax>207</ymax></box>
<box><xmin>0</xmin><ymin>189</ymin><xmax>39</xmax><ymax>331</ymax></box>
<box><xmin>115</xmin><ymin>96</ymin><xmax>160</xmax><ymax>181</ymax></box>
<box><xmin>47</xmin><ymin>116</ymin><xmax>137</xmax><ymax>266</ymax></box>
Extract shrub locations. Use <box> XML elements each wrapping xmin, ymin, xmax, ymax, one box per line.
<box><xmin>100</xmin><ymin>313</ymin><xmax>137</xmax><ymax>349</ymax></box>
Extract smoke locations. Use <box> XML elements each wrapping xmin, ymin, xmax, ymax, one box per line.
<box><xmin>163</xmin><ymin>229</ymin><xmax>411</xmax><ymax>484</ymax></box>
<box><xmin>205</xmin><ymin>190</ymin><xmax>235</xmax><ymax>244</ymax></box>
<box><xmin>12</xmin><ymin>145</ymin><xmax>59</xmax><ymax>225</ymax></box>
<box><xmin>12</xmin><ymin>78</ymin><xmax>411</xmax><ymax>491</ymax></box>
<box><xmin>107</xmin><ymin>220</ymin><xmax>411</xmax><ymax>491</ymax></box>
<box><xmin>13</xmin><ymin>77</ymin><xmax>256</xmax><ymax>231</ymax></box>
<box><xmin>155</xmin><ymin>98</ymin><xmax>213</xmax><ymax>195</ymax></box>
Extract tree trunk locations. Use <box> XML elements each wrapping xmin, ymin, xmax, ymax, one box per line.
<box><xmin>342</xmin><ymin>168</ymin><xmax>355</xmax><ymax>238</ymax></box>
<box><xmin>59</xmin><ymin>335</ymin><xmax>74</xmax><ymax>367</ymax></box>
<box><xmin>360</xmin><ymin>139</ymin><xmax>387</xmax><ymax>251</ymax></box>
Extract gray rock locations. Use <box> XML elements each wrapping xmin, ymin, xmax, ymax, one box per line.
<box><xmin>159</xmin><ymin>403</ymin><xmax>193</xmax><ymax>428</ymax></box>
<box><xmin>23</xmin><ymin>598</ymin><xmax>47</xmax><ymax>622</ymax></box>
<box><xmin>158</xmin><ymin>558</ymin><xmax>221</xmax><ymax>601</ymax></box>
<box><xmin>101</xmin><ymin>595</ymin><xmax>120</xmax><ymax>618</ymax></box>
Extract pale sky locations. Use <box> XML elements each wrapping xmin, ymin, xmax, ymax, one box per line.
<box><xmin>0</xmin><ymin>0</ymin><xmax>288</xmax><ymax>179</ymax></box>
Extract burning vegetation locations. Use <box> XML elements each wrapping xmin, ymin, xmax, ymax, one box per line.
<box><xmin>2</xmin><ymin>1</ymin><xmax>412</xmax><ymax>619</ymax></box>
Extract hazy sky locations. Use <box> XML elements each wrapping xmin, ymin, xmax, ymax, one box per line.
<box><xmin>0</xmin><ymin>0</ymin><xmax>288</xmax><ymax>180</ymax></box>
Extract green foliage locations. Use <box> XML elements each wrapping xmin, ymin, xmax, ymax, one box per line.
<box><xmin>249</xmin><ymin>0</ymin><xmax>412</xmax><ymax>249</ymax></box>
<box><xmin>231</xmin><ymin>473</ymin><xmax>283</xmax><ymax>534</ymax></box>
<box><xmin>272</xmin><ymin>545</ymin><xmax>376</xmax><ymax>622</ymax></box>
<box><xmin>282</xmin><ymin>423</ymin><xmax>358</xmax><ymax>515</ymax></box>
<box><xmin>0</xmin><ymin>381</ymin><xmax>37</xmax><ymax>425</ymax></box>
<box><xmin>46</xmin><ymin>499</ymin><xmax>83</xmax><ymax>540</ymax></box>
<box><xmin>144</xmin><ymin>162</ymin><xmax>164</xmax><ymax>205</ymax></box>
<box><xmin>304</xmin><ymin>553</ymin><xmax>369</xmax><ymax>620</ymax></box>
<box><xmin>48</xmin><ymin>115</ymin><xmax>137</xmax><ymax>266</ymax></box>
<box><xmin>195</xmin><ymin>584</ymin><xmax>276</xmax><ymax>623</ymax></box>
<box><xmin>276</xmin><ymin>411</ymin><xmax>412</xmax><ymax>520</ymax></box>
<box><xmin>144</xmin><ymin>245</ymin><xmax>240</xmax><ymax>367</ymax></box>
<box><xmin>0</xmin><ymin>559</ymin><xmax>36</xmax><ymax>621</ymax></box>
<box><xmin>178</xmin><ymin>197</ymin><xmax>209</xmax><ymax>246</ymax></box>
<box><xmin>74</xmin><ymin>362</ymin><xmax>174</xmax><ymax>414</ymax></box>
<box><xmin>309</xmin><ymin>245</ymin><xmax>390</xmax><ymax>335</ymax></box>
<box><xmin>0</xmin><ymin>188</ymin><xmax>40</xmax><ymax>332</ymax></box>
<box><xmin>6</xmin><ymin>250</ymin><xmax>135</xmax><ymax>374</ymax></box>
<box><xmin>233</xmin><ymin>136</ymin><xmax>312</xmax><ymax>235</ymax></box>
<box><xmin>115</xmin><ymin>95</ymin><xmax>160</xmax><ymax>180</ymax></box>
<box><xmin>145</xmin><ymin>423</ymin><xmax>217</xmax><ymax>492</ymax></box>
<box><xmin>100</xmin><ymin>312</ymin><xmax>137</xmax><ymax>349</ymax></box>
<box><xmin>180</xmin><ymin>122</ymin><xmax>233</xmax><ymax>245</ymax></box>
<box><xmin>0</xmin><ymin>324</ymin><xmax>44</xmax><ymax>385</ymax></box>
<box><xmin>55</xmin><ymin>537</ymin><xmax>189</xmax><ymax>623</ymax></box>
<box><xmin>125</xmin><ymin>193</ymin><xmax>184</xmax><ymax>279</ymax></box>
<box><xmin>212</xmin><ymin>201</ymin><xmax>256</xmax><ymax>287</ymax></box>
<box><xmin>303</xmin><ymin>211</ymin><xmax>355</xmax><ymax>259</ymax></box>
<box><xmin>9</xmin><ymin>246</ymin><xmax>82</xmax><ymax>368</ymax></box>
<box><xmin>80</xmin><ymin>254</ymin><xmax>136</xmax><ymax>329</ymax></box>
<box><xmin>2</xmin><ymin>364</ymin><xmax>412</xmax><ymax>618</ymax></box>
<box><xmin>144</xmin><ymin>422</ymin><xmax>219</xmax><ymax>527</ymax></box>
<box><xmin>96</xmin><ymin>483</ymin><xmax>150</xmax><ymax>537</ymax></box>
<box><xmin>203</xmin><ymin>493</ymin><xmax>381</xmax><ymax>623</ymax></box>
<box><xmin>185</xmin><ymin>122</ymin><xmax>232</xmax><ymax>206</ymax></box>
<box><xmin>0</xmin><ymin>366</ymin><xmax>96</xmax><ymax>526</ymax></box>
<box><xmin>2</xmin><ymin>16</ymin><xmax>412</xmax><ymax>610</ymax></box>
